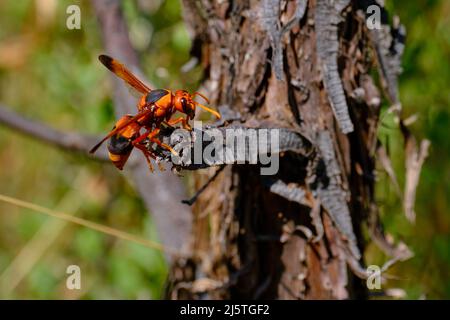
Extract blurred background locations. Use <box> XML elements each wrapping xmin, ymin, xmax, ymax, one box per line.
<box><xmin>0</xmin><ymin>0</ymin><xmax>448</xmax><ymax>299</ymax></box>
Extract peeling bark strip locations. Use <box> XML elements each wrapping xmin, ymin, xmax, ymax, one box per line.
<box><xmin>260</xmin><ymin>0</ymin><xmax>307</xmax><ymax>80</ymax></box>
<box><xmin>403</xmin><ymin>135</ymin><xmax>430</xmax><ymax>223</ymax></box>
<box><xmin>315</xmin><ymin>0</ymin><xmax>354</xmax><ymax>133</ymax></box>
<box><xmin>263</xmin><ymin>178</ymin><xmax>324</xmax><ymax>242</ymax></box>
<box><xmin>260</xmin><ymin>0</ymin><xmax>284</xmax><ymax>80</ymax></box>
<box><xmin>152</xmin><ymin>125</ymin><xmax>313</xmax><ymax>170</ymax></box>
<box><xmin>313</xmin><ymin>131</ymin><xmax>361</xmax><ymax>259</ymax></box>
<box><xmin>378</xmin><ymin>18</ymin><xmax>405</xmax><ymax>104</ymax></box>
<box><xmin>367</xmin><ymin>203</ymin><xmax>413</xmax><ymax>260</ymax></box>
<box><xmin>360</xmin><ymin>0</ymin><xmax>406</xmax><ymax>103</ymax></box>
<box><xmin>376</xmin><ymin>142</ymin><xmax>402</xmax><ymax>198</ymax></box>
<box><xmin>265</xmin><ymin>179</ymin><xmax>309</xmax><ymax>206</ymax></box>
<box><xmin>283</xmin><ymin>0</ymin><xmax>308</xmax><ymax>32</ymax></box>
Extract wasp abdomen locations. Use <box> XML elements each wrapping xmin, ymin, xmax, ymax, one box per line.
<box><xmin>107</xmin><ymin>135</ymin><xmax>133</xmax><ymax>170</ymax></box>
<box><xmin>108</xmin><ymin>135</ymin><xmax>133</xmax><ymax>155</ymax></box>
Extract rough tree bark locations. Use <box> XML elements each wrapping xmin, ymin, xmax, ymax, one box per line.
<box><xmin>165</xmin><ymin>0</ymin><xmax>418</xmax><ymax>300</ymax></box>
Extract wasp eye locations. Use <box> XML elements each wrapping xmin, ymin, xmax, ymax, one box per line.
<box><xmin>181</xmin><ymin>98</ymin><xmax>187</xmax><ymax>112</ymax></box>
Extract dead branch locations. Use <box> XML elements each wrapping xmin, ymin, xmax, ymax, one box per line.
<box><xmin>359</xmin><ymin>0</ymin><xmax>406</xmax><ymax>104</ymax></box>
<box><xmin>0</xmin><ymin>105</ymin><xmax>110</xmax><ymax>161</ymax></box>
<box><xmin>401</xmin><ymin>123</ymin><xmax>430</xmax><ymax>223</ymax></box>
<box><xmin>376</xmin><ymin>141</ymin><xmax>402</xmax><ymax>198</ymax></box>
<box><xmin>93</xmin><ymin>0</ymin><xmax>193</xmax><ymax>261</ymax></box>
<box><xmin>151</xmin><ymin>123</ymin><xmax>314</xmax><ymax>171</ymax></box>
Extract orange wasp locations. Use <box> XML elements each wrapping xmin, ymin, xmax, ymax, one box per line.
<box><xmin>89</xmin><ymin>55</ymin><xmax>221</xmax><ymax>171</ymax></box>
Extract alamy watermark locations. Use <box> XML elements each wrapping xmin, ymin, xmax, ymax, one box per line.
<box><xmin>66</xmin><ymin>265</ymin><xmax>81</xmax><ymax>290</ymax></box>
<box><xmin>366</xmin><ymin>5</ymin><xmax>382</xmax><ymax>30</ymax></box>
<box><xmin>169</xmin><ymin>121</ymin><xmax>280</xmax><ymax>175</ymax></box>
<box><xmin>66</xmin><ymin>5</ymin><xmax>81</xmax><ymax>30</ymax></box>
<box><xmin>366</xmin><ymin>265</ymin><xmax>382</xmax><ymax>290</ymax></box>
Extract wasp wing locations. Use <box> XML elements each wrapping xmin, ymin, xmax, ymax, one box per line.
<box><xmin>99</xmin><ymin>55</ymin><xmax>151</xmax><ymax>95</ymax></box>
<box><xmin>89</xmin><ymin>108</ymin><xmax>153</xmax><ymax>154</ymax></box>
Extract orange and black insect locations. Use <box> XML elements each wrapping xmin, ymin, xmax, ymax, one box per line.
<box><xmin>89</xmin><ymin>55</ymin><xmax>221</xmax><ymax>171</ymax></box>
<box><xmin>106</xmin><ymin>115</ymin><xmax>140</xmax><ymax>170</ymax></box>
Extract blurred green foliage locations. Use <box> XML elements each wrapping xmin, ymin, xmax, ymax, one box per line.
<box><xmin>368</xmin><ymin>1</ymin><xmax>450</xmax><ymax>299</ymax></box>
<box><xmin>0</xmin><ymin>0</ymin><xmax>193</xmax><ymax>299</ymax></box>
<box><xmin>0</xmin><ymin>0</ymin><xmax>448</xmax><ymax>299</ymax></box>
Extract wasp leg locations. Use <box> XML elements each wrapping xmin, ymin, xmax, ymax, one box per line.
<box><xmin>148</xmin><ymin>128</ymin><xmax>179</xmax><ymax>157</ymax></box>
<box><xmin>157</xmin><ymin>160</ymin><xmax>166</xmax><ymax>172</ymax></box>
<box><xmin>131</xmin><ymin>129</ymin><xmax>152</xmax><ymax>146</ymax></box>
<box><xmin>134</xmin><ymin>143</ymin><xmax>155</xmax><ymax>173</ymax></box>
<box><xmin>162</xmin><ymin>121</ymin><xmax>174</xmax><ymax>128</ymax></box>
<box><xmin>167</xmin><ymin>117</ymin><xmax>192</xmax><ymax>130</ymax></box>
<box><xmin>131</xmin><ymin>129</ymin><xmax>156</xmax><ymax>172</ymax></box>
<box><xmin>136</xmin><ymin>142</ymin><xmax>165</xmax><ymax>172</ymax></box>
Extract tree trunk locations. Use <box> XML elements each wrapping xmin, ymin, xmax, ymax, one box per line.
<box><xmin>166</xmin><ymin>0</ymin><xmax>411</xmax><ymax>299</ymax></box>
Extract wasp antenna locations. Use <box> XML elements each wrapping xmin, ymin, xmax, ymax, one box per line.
<box><xmin>193</xmin><ymin>92</ymin><xmax>210</xmax><ymax>104</ymax></box>
<box><xmin>195</xmin><ymin>102</ymin><xmax>221</xmax><ymax>119</ymax></box>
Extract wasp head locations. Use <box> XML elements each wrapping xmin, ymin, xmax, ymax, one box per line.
<box><xmin>173</xmin><ymin>90</ymin><xmax>220</xmax><ymax>121</ymax></box>
<box><xmin>173</xmin><ymin>90</ymin><xmax>195</xmax><ymax>119</ymax></box>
